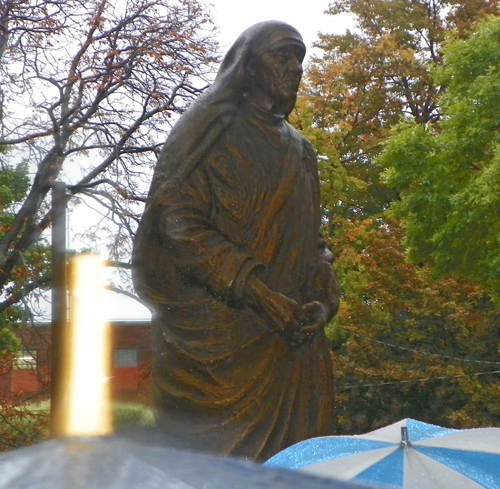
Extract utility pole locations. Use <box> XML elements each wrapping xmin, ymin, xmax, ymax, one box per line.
<box><xmin>50</xmin><ymin>181</ymin><xmax>67</xmax><ymax>437</ymax></box>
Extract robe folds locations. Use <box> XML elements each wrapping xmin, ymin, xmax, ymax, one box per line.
<box><xmin>132</xmin><ymin>99</ymin><xmax>337</xmax><ymax>461</ymax></box>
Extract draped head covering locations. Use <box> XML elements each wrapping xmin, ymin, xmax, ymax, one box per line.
<box><xmin>146</xmin><ymin>20</ymin><xmax>306</xmax><ymax>201</ymax></box>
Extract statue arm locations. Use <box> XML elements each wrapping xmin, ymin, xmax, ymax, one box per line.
<box><xmin>314</xmin><ymin>236</ymin><xmax>341</xmax><ymax>318</ymax></box>
<box><xmin>300</xmin><ymin>141</ymin><xmax>341</xmax><ymax>328</ymax></box>
<box><xmin>159</xmin><ymin>166</ymin><xmax>263</xmax><ymax>305</ymax></box>
<box><xmin>299</xmin><ymin>237</ymin><xmax>341</xmax><ymax>332</ymax></box>
<box><xmin>240</xmin><ymin>236</ymin><xmax>340</xmax><ymax>341</ymax></box>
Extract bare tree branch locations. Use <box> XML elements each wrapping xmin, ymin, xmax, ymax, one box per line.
<box><xmin>104</xmin><ymin>284</ymin><xmax>150</xmax><ymax>309</ymax></box>
<box><xmin>0</xmin><ymin>0</ymin><xmax>219</xmax><ymax>313</ymax></box>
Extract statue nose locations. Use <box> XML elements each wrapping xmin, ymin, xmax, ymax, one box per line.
<box><xmin>288</xmin><ymin>56</ymin><xmax>303</xmax><ymax>74</ymax></box>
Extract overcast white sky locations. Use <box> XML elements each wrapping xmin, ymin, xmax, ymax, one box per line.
<box><xmin>208</xmin><ymin>0</ymin><xmax>353</xmax><ymax>59</ymax></box>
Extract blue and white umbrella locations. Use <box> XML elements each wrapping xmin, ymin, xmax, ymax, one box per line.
<box><xmin>265</xmin><ymin>418</ymin><xmax>500</xmax><ymax>489</ymax></box>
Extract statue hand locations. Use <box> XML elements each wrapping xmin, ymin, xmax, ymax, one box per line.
<box><xmin>244</xmin><ymin>275</ymin><xmax>307</xmax><ymax>333</ymax></box>
<box><xmin>268</xmin><ymin>301</ymin><xmax>329</xmax><ymax>348</ymax></box>
<box><xmin>262</xmin><ymin>290</ymin><xmax>309</xmax><ymax>333</ymax></box>
<box><xmin>299</xmin><ymin>301</ymin><xmax>329</xmax><ymax>334</ymax></box>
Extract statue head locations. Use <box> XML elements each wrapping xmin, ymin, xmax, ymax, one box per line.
<box><xmin>245</xmin><ymin>25</ymin><xmax>306</xmax><ymax>116</ymax></box>
<box><xmin>209</xmin><ymin>21</ymin><xmax>305</xmax><ymax>117</ymax></box>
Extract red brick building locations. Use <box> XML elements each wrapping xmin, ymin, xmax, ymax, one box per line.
<box><xmin>0</xmin><ymin>320</ymin><xmax>152</xmax><ymax>403</ymax></box>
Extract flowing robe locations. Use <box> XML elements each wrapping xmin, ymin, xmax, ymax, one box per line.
<box><xmin>133</xmin><ymin>101</ymin><xmax>336</xmax><ymax>460</ymax></box>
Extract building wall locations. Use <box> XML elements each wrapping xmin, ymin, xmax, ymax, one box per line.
<box><xmin>0</xmin><ymin>321</ymin><xmax>152</xmax><ymax>403</ymax></box>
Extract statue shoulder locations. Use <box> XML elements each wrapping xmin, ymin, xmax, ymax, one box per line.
<box><xmin>286</xmin><ymin>121</ymin><xmax>316</xmax><ymax>155</ymax></box>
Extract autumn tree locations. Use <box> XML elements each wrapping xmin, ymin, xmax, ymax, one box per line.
<box><xmin>293</xmin><ymin>1</ymin><xmax>500</xmax><ymax>433</ymax></box>
<box><xmin>296</xmin><ymin>0</ymin><xmax>500</xmax><ymax>221</ymax></box>
<box><xmin>0</xmin><ymin>0</ymin><xmax>218</xmax><ymax>315</ymax></box>
<box><xmin>330</xmin><ymin>219</ymin><xmax>500</xmax><ymax>434</ymax></box>
<box><xmin>380</xmin><ymin>14</ymin><xmax>500</xmax><ymax>302</ymax></box>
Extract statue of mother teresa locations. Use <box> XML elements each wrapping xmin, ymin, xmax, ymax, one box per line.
<box><xmin>132</xmin><ymin>20</ymin><xmax>340</xmax><ymax>461</ymax></box>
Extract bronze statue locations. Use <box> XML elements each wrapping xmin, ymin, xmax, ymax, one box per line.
<box><xmin>132</xmin><ymin>20</ymin><xmax>340</xmax><ymax>461</ymax></box>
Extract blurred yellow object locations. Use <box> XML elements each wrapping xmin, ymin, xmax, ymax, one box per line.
<box><xmin>55</xmin><ymin>254</ymin><xmax>112</xmax><ymax>437</ymax></box>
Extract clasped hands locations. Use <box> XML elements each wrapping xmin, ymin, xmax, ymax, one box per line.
<box><xmin>245</xmin><ymin>275</ymin><xmax>329</xmax><ymax>347</ymax></box>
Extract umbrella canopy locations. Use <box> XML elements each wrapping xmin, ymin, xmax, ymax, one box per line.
<box><xmin>0</xmin><ymin>434</ymin><xmax>381</xmax><ymax>489</ymax></box>
<box><xmin>265</xmin><ymin>418</ymin><xmax>500</xmax><ymax>489</ymax></box>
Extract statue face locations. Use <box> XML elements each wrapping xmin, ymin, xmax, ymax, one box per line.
<box><xmin>249</xmin><ymin>42</ymin><xmax>304</xmax><ymax>105</ymax></box>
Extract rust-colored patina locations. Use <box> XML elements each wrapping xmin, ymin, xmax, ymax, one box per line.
<box><xmin>132</xmin><ymin>20</ymin><xmax>340</xmax><ymax>461</ymax></box>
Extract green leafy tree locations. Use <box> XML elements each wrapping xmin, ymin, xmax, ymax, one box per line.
<box><xmin>297</xmin><ymin>0</ymin><xmax>499</xmax><ymax>222</ymax></box>
<box><xmin>380</xmin><ymin>14</ymin><xmax>500</xmax><ymax>302</ymax></box>
<box><xmin>0</xmin><ymin>152</ymin><xmax>51</xmax><ymax>451</ymax></box>
<box><xmin>0</xmin><ymin>151</ymin><xmax>31</xmax><ymax>355</ymax></box>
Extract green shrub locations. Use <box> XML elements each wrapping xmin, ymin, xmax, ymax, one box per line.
<box><xmin>112</xmin><ymin>402</ymin><xmax>155</xmax><ymax>431</ymax></box>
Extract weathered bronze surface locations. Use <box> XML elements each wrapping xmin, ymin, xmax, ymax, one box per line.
<box><xmin>132</xmin><ymin>20</ymin><xmax>340</xmax><ymax>461</ymax></box>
